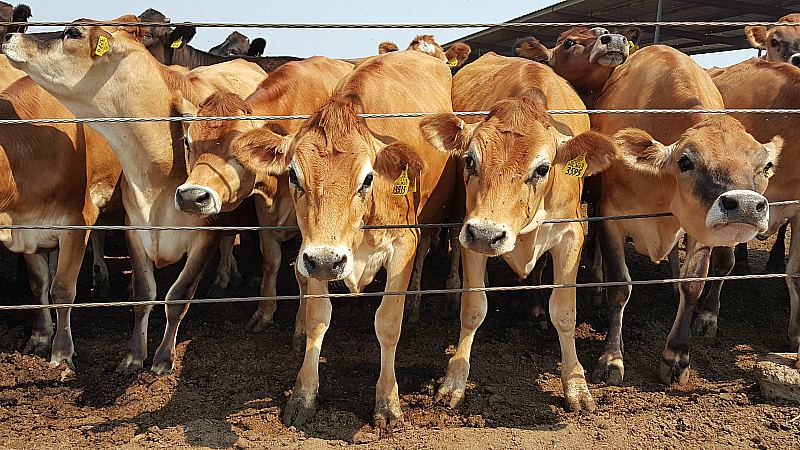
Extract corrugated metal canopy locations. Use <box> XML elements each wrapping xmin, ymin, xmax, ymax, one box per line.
<box><xmin>444</xmin><ymin>0</ymin><xmax>800</xmax><ymax>59</ymax></box>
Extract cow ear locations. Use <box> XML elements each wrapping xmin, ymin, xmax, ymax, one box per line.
<box><xmin>616</xmin><ymin>26</ymin><xmax>642</xmax><ymax>48</ymax></box>
<box><xmin>169</xmin><ymin>25</ymin><xmax>196</xmax><ymax>49</ymax></box>
<box><xmin>10</xmin><ymin>4</ymin><xmax>31</xmax><ymax>33</ymax></box>
<box><xmin>554</xmin><ymin>131</ymin><xmax>618</xmax><ymax>176</ymax></box>
<box><xmin>613</xmin><ymin>128</ymin><xmax>671</xmax><ymax>174</ymax></box>
<box><xmin>375</xmin><ymin>141</ymin><xmax>426</xmax><ymax>182</ymax></box>
<box><xmin>233</xmin><ymin>126</ymin><xmax>289</xmax><ymax>176</ymax></box>
<box><xmin>89</xmin><ymin>28</ymin><xmax>114</xmax><ymax>59</ymax></box>
<box><xmin>112</xmin><ymin>15</ymin><xmax>143</xmax><ymax>41</ymax></box>
<box><xmin>513</xmin><ymin>37</ymin><xmax>551</xmax><ymax>64</ymax></box>
<box><xmin>764</xmin><ymin>135</ymin><xmax>784</xmax><ymax>163</ymax></box>
<box><xmin>445</xmin><ymin>43</ymin><xmax>471</xmax><ymax>67</ymax></box>
<box><xmin>746</xmin><ymin>26</ymin><xmax>768</xmax><ymax>49</ymax></box>
<box><xmin>419</xmin><ymin>113</ymin><xmax>475</xmax><ymax>156</ymax></box>
<box><xmin>379</xmin><ymin>41</ymin><xmax>399</xmax><ymax>54</ymax></box>
<box><xmin>248</xmin><ymin>38</ymin><xmax>266</xmax><ymax>57</ymax></box>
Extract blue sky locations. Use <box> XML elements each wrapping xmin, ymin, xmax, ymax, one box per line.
<box><xmin>24</xmin><ymin>0</ymin><xmax>758</xmax><ymax>68</ymax></box>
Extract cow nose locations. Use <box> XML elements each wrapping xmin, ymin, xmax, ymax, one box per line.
<box><xmin>706</xmin><ymin>189</ymin><xmax>769</xmax><ymax>236</ymax></box>
<box><xmin>719</xmin><ymin>194</ymin><xmax>738</xmax><ymax>212</ymax></box>
<box><xmin>174</xmin><ymin>185</ymin><xmax>219</xmax><ymax>215</ymax></box>
<box><xmin>790</xmin><ymin>53</ymin><xmax>800</xmax><ymax>67</ymax></box>
<box><xmin>466</xmin><ymin>224</ymin><xmax>507</xmax><ymax>246</ymax></box>
<box><xmin>461</xmin><ymin>220</ymin><xmax>514</xmax><ymax>255</ymax></box>
<box><xmin>600</xmin><ymin>35</ymin><xmax>611</xmax><ymax>45</ymax></box>
<box><xmin>3</xmin><ymin>34</ymin><xmax>11</xmax><ymax>43</ymax></box>
<box><xmin>301</xmin><ymin>247</ymin><xmax>349</xmax><ymax>280</ymax></box>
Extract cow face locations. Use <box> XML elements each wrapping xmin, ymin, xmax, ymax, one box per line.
<box><xmin>615</xmin><ymin>116</ymin><xmax>782</xmax><ymax>247</ymax></box>
<box><xmin>234</xmin><ymin>96</ymin><xmax>423</xmax><ymax>281</ymax></box>
<box><xmin>2</xmin><ymin>16</ymin><xmax>143</xmax><ymax>96</ymax></box>
<box><xmin>137</xmin><ymin>8</ymin><xmax>195</xmax><ymax>65</ymax></box>
<box><xmin>209</xmin><ymin>31</ymin><xmax>250</xmax><ymax>57</ymax></box>
<box><xmin>747</xmin><ymin>14</ymin><xmax>800</xmax><ymax>67</ymax></box>
<box><xmin>0</xmin><ymin>3</ymin><xmax>30</xmax><ymax>43</ymax></box>
<box><xmin>421</xmin><ymin>91</ymin><xmax>617</xmax><ymax>256</ymax></box>
<box><xmin>175</xmin><ymin>92</ymin><xmax>261</xmax><ymax>217</ymax></box>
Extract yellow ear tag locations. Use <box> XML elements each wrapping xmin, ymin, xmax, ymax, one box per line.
<box><xmin>171</xmin><ymin>36</ymin><xmax>183</xmax><ymax>49</ymax></box>
<box><xmin>94</xmin><ymin>36</ymin><xmax>110</xmax><ymax>56</ymax></box>
<box><xmin>393</xmin><ymin>166</ymin><xmax>411</xmax><ymax>195</ymax></box>
<box><xmin>629</xmin><ymin>41</ymin><xmax>635</xmax><ymax>51</ymax></box>
<box><xmin>766</xmin><ymin>166</ymin><xmax>775</xmax><ymax>178</ymax></box>
<box><xmin>447</xmin><ymin>56</ymin><xmax>458</xmax><ymax>67</ymax></box>
<box><xmin>563</xmin><ymin>154</ymin><xmax>588</xmax><ymax>177</ymax></box>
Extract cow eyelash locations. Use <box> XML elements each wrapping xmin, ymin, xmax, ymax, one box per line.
<box><xmin>288</xmin><ymin>167</ymin><xmax>304</xmax><ymax>193</ymax></box>
<box><xmin>64</xmin><ymin>27</ymin><xmax>82</xmax><ymax>40</ymax></box>
<box><xmin>563</xmin><ymin>39</ymin><xmax>576</xmax><ymax>49</ymax></box>
<box><xmin>464</xmin><ymin>154</ymin><xmax>477</xmax><ymax>176</ymax></box>
<box><xmin>359</xmin><ymin>173</ymin><xmax>374</xmax><ymax>195</ymax></box>
<box><xmin>527</xmin><ymin>163</ymin><xmax>551</xmax><ymax>184</ymax></box>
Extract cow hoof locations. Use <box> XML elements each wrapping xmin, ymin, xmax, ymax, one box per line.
<box><xmin>659</xmin><ymin>357</ymin><xmax>690</xmax><ymax>385</ymax></box>
<box><xmin>49</xmin><ymin>354</ymin><xmax>75</xmax><ymax>370</ymax></box>
<box><xmin>292</xmin><ymin>334</ymin><xmax>305</xmax><ymax>352</ymax></box>
<box><xmin>564</xmin><ymin>379</ymin><xmax>596</xmax><ymax>412</ymax></box>
<box><xmin>23</xmin><ymin>335</ymin><xmax>52</xmax><ymax>357</ymax></box>
<box><xmin>591</xmin><ymin>359</ymin><xmax>624</xmax><ymax>386</ymax></box>
<box><xmin>692</xmin><ymin>312</ymin><xmax>718</xmax><ymax>338</ymax></box>
<box><xmin>116</xmin><ymin>356</ymin><xmax>144</xmax><ymax>373</ymax></box>
<box><xmin>283</xmin><ymin>394</ymin><xmax>316</xmax><ymax>427</ymax></box>
<box><xmin>150</xmin><ymin>357</ymin><xmax>174</xmax><ymax>375</ymax></box>
<box><xmin>373</xmin><ymin>399</ymin><xmax>404</xmax><ymax>436</ymax></box>
<box><xmin>244</xmin><ymin>312</ymin><xmax>273</xmax><ymax>333</ymax></box>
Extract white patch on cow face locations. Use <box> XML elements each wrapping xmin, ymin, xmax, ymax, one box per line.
<box><xmin>417</xmin><ymin>40</ymin><xmax>436</xmax><ymax>54</ymax></box>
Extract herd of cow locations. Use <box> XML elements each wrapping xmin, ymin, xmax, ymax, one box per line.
<box><xmin>1</xmin><ymin>2</ymin><xmax>800</xmax><ymax>434</ymax></box>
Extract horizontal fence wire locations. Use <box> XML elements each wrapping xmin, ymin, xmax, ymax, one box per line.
<box><xmin>1</xmin><ymin>202</ymin><xmax>798</xmax><ymax>232</ymax></box>
<box><xmin>1</xmin><ymin>109</ymin><xmax>799</xmax><ymax>125</ymax></box>
<box><xmin>6</xmin><ymin>20</ymin><xmax>800</xmax><ymax>28</ymax></box>
<box><xmin>1</xmin><ymin>273</ymin><xmax>797</xmax><ymax>312</ymax></box>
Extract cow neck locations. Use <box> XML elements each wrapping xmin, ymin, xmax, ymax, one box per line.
<box><xmin>171</xmin><ymin>45</ymin><xmax>226</xmax><ymax>70</ymax></box>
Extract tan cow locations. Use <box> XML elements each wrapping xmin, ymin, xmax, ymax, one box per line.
<box><xmin>419</xmin><ymin>52</ymin><xmax>617</xmax><ymax>412</ymax></box>
<box><xmin>3</xmin><ymin>16</ymin><xmax>267</xmax><ymax>374</ymax></box>
<box><xmin>591</xmin><ymin>45</ymin><xmax>782</xmax><ymax>385</ymax></box>
<box><xmin>177</xmin><ymin>56</ymin><xmax>353</xmax><ymax>338</ymax></box>
<box><xmin>378</xmin><ymin>35</ymin><xmax>472</xmax><ymax>69</ymax></box>
<box><xmin>234</xmin><ymin>50</ymin><xmax>455</xmax><ymax>431</ymax></box>
<box><xmin>0</xmin><ymin>75</ymin><xmax>121</xmax><ymax>368</ymax></box>
<box><xmin>710</xmin><ymin>58</ymin><xmax>800</xmax><ymax>369</ymax></box>
<box><xmin>746</xmin><ymin>13</ymin><xmax>800</xmax><ymax>66</ymax></box>
<box><xmin>513</xmin><ymin>27</ymin><xmax>638</xmax><ymax>108</ymax></box>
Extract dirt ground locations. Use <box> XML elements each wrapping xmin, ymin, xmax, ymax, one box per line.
<box><xmin>1</xmin><ymin>229</ymin><xmax>799</xmax><ymax>450</ymax></box>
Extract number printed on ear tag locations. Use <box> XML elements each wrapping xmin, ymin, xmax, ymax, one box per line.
<box><xmin>563</xmin><ymin>154</ymin><xmax>588</xmax><ymax>177</ymax></box>
<box><xmin>447</xmin><ymin>57</ymin><xmax>458</xmax><ymax>67</ymax></box>
<box><xmin>94</xmin><ymin>36</ymin><xmax>110</xmax><ymax>56</ymax></box>
<box><xmin>393</xmin><ymin>166</ymin><xmax>410</xmax><ymax>195</ymax></box>
<box><xmin>767</xmin><ymin>166</ymin><xmax>775</xmax><ymax>178</ymax></box>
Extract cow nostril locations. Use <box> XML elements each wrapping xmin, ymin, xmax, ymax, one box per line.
<box><xmin>303</xmin><ymin>254</ymin><xmax>316</xmax><ymax>273</ymax></box>
<box><xmin>194</xmin><ymin>191</ymin><xmax>210</xmax><ymax>205</ymax></box>
<box><xmin>491</xmin><ymin>230</ymin><xmax>507</xmax><ymax>246</ymax></box>
<box><xmin>720</xmin><ymin>195</ymin><xmax>739</xmax><ymax>212</ymax></box>
<box><xmin>791</xmin><ymin>54</ymin><xmax>800</xmax><ymax>67</ymax></box>
<box><xmin>756</xmin><ymin>200</ymin><xmax>767</xmax><ymax>213</ymax></box>
<box><xmin>333</xmin><ymin>255</ymin><xmax>347</xmax><ymax>272</ymax></box>
<box><xmin>466</xmin><ymin>224</ymin><xmax>478</xmax><ymax>241</ymax></box>
<box><xmin>3</xmin><ymin>33</ymin><xmax>12</xmax><ymax>43</ymax></box>
<box><xmin>600</xmin><ymin>35</ymin><xmax>611</xmax><ymax>45</ymax></box>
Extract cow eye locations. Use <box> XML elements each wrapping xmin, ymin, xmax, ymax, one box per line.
<box><xmin>535</xmin><ymin>164</ymin><xmax>550</xmax><ymax>178</ymax></box>
<box><xmin>563</xmin><ymin>39</ymin><xmax>576</xmax><ymax>49</ymax></box>
<box><xmin>771</xmin><ymin>38</ymin><xmax>779</xmax><ymax>48</ymax></box>
<box><xmin>677</xmin><ymin>155</ymin><xmax>694</xmax><ymax>172</ymax></box>
<box><xmin>359</xmin><ymin>173</ymin><xmax>374</xmax><ymax>194</ymax></box>
<box><xmin>765</xmin><ymin>162</ymin><xmax>774</xmax><ymax>176</ymax></box>
<box><xmin>289</xmin><ymin>167</ymin><xmax>303</xmax><ymax>192</ymax></box>
<box><xmin>228</xmin><ymin>49</ymin><xmax>240</xmax><ymax>55</ymax></box>
<box><xmin>183</xmin><ymin>135</ymin><xmax>190</xmax><ymax>149</ymax></box>
<box><xmin>464</xmin><ymin>154</ymin><xmax>477</xmax><ymax>176</ymax></box>
<box><xmin>64</xmin><ymin>27</ymin><xmax>82</xmax><ymax>40</ymax></box>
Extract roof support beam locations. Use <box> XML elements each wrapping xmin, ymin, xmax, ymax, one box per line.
<box><xmin>676</xmin><ymin>0</ymin><xmax>795</xmax><ymax>18</ymax></box>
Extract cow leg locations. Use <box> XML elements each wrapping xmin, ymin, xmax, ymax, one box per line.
<box><xmin>284</xmin><ymin>278</ymin><xmax>330</xmax><ymax>427</ymax></box>
<box><xmin>529</xmin><ymin>255</ymin><xmax>549</xmax><ymax>329</ymax></box>
<box><xmin>444</xmin><ymin>227</ymin><xmax>462</xmax><ymax>310</ymax></box>
<box><xmin>660</xmin><ymin>237</ymin><xmax>711</xmax><ymax>385</ymax></box>
<box><xmin>374</xmin><ymin>245</ymin><xmax>416</xmax><ymax>433</ymax></box>
<box><xmin>209</xmin><ymin>234</ymin><xmax>242</xmax><ymax>296</ymax></box>
<box><xmin>766</xmin><ymin>222</ymin><xmax>788</xmax><ymax>273</ymax></box>
<box><xmin>588</xmin><ymin>233</ymin><xmax>604</xmax><ymax>307</ymax></box>
<box><xmin>89</xmin><ymin>230</ymin><xmax>110</xmax><ymax>297</ymax></box>
<box><xmin>22</xmin><ymin>253</ymin><xmax>54</xmax><ymax>357</ymax></box>
<box><xmin>151</xmin><ymin>234</ymin><xmax>221</xmax><ymax>375</ymax></box>
<box><xmin>592</xmin><ymin>221</ymin><xmax>631</xmax><ymax>385</ymax></box>
<box><xmin>785</xmin><ymin>215</ymin><xmax>800</xmax><ymax>355</ymax></box>
<box><xmin>669</xmin><ymin>240</ymin><xmax>681</xmax><ymax>300</ymax></box>
<box><xmin>692</xmin><ymin>246</ymin><xmax>733</xmax><ymax>338</ymax></box>
<box><xmin>551</xmin><ymin>224</ymin><xmax>595</xmax><ymax>412</ymax></box>
<box><xmin>732</xmin><ymin>242</ymin><xmax>751</xmax><ymax>275</ymax></box>
<box><xmin>292</xmin><ymin>267</ymin><xmax>308</xmax><ymax>352</ymax></box>
<box><xmin>405</xmin><ymin>233</ymin><xmax>431</xmax><ymax>324</ymax></box>
<box><xmin>245</xmin><ymin>231</ymin><xmax>280</xmax><ymax>332</ymax></box>
<box><xmin>436</xmin><ymin>248</ymin><xmax>488</xmax><ymax>408</ymax></box>
<box><xmin>117</xmin><ymin>229</ymin><xmax>156</xmax><ymax>372</ymax></box>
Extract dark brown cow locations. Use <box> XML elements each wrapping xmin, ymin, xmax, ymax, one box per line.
<box><xmin>138</xmin><ymin>9</ymin><xmax>301</xmax><ymax>72</ymax></box>
<box><xmin>0</xmin><ymin>2</ymin><xmax>29</xmax><ymax>40</ymax></box>
<box><xmin>746</xmin><ymin>13</ymin><xmax>800</xmax><ymax>67</ymax></box>
<box><xmin>591</xmin><ymin>45</ymin><xmax>782</xmax><ymax>385</ymax></box>
<box><xmin>710</xmin><ymin>58</ymin><xmax>800</xmax><ymax>369</ymax></box>
<box><xmin>208</xmin><ymin>31</ymin><xmax>266</xmax><ymax>57</ymax></box>
<box><xmin>419</xmin><ymin>52</ymin><xmax>619</xmax><ymax>412</ymax></box>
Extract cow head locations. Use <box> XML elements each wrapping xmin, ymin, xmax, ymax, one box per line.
<box><xmin>209</xmin><ymin>31</ymin><xmax>250</xmax><ymax>56</ymax></box>
<box><xmin>0</xmin><ymin>3</ymin><xmax>30</xmax><ymax>44</ymax></box>
<box><xmin>615</xmin><ymin>115</ymin><xmax>782</xmax><ymax>247</ymax></box>
<box><xmin>746</xmin><ymin>13</ymin><xmax>800</xmax><ymax>67</ymax></box>
<box><xmin>137</xmin><ymin>8</ymin><xmax>195</xmax><ymax>65</ymax></box>
<box><xmin>234</xmin><ymin>95</ymin><xmax>424</xmax><ymax>280</ymax></box>
<box><xmin>175</xmin><ymin>92</ymin><xmax>264</xmax><ymax>216</ymax></box>
<box><xmin>380</xmin><ymin>35</ymin><xmax>471</xmax><ymax>68</ymax></box>
<box><xmin>2</xmin><ymin>16</ymin><xmax>144</xmax><ymax>98</ymax></box>
<box><xmin>420</xmin><ymin>90</ymin><xmax>617</xmax><ymax>256</ymax></box>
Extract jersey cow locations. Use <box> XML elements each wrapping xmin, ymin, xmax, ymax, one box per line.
<box><xmin>591</xmin><ymin>45</ymin><xmax>782</xmax><ymax>385</ymax></box>
<box><xmin>234</xmin><ymin>50</ymin><xmax>456</xmax><ymax>432</ymax></box>
<box><xmin>419</xmin><ymin>52</ymin><xmax>618</xmax><ymax>412</ymax></box>
<box><xmin>3</xmin><ymin>16</ymin><xmax>267</xmax><ymax>374</ymax></box>
<box><xmin>177</xmin><ymin>56</ymin><xmax>353</xmax><ymax>338</ymax></box>
<box><xmin>746</xmin><ymin>13</ymin><xmax>800</xmax><ymax>67</ymax></box>
<box><xmin>710</xmin><ymin>58</ymin><xmax>800</xmax><ymax>369</ymax></box>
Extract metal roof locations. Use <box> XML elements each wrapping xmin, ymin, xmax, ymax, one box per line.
<box><xmin>444</xmin><ymin>0</ymin><xmax>800</xmax><ymax>60</ymax></box>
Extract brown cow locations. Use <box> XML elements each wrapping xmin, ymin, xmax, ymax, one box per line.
<box><xmin>0</xmin><ymin>74</ymin><xmax>121</xmax><ymax>368</ymax></box>
<box><xmin>746</xmin><ymin>13</ymin><xmax>800</xmax><ymax>67</ymax></box>
<box><xmin>3</xmin><ymin>16</ymin><xmax>267</xmax><ymax>374</ymax></box>
<box><xmin>177</xmin><ymin>56</ymin><xmax>353</xmax><ymax>337</ymax></box>
<box><xmin>378</xmin><ymin>35</ymin><xmax>471</xmax><ymax>69</ymax></box>
<box><xmin>209</xmin><ymin>31</ymin><xmax>266</xmax><ymax>57</ymax></box>
<box><xmin>591</xmin><ymin>45</ymin><xmax>782</xmax><ymax>385</ymax></box>
<box><xmin>512</xmin><ymin>27</ymin><xmax>638</xmax><ymax>108</ymax></box>
<box><xmin>234</xmin><ymin>50</ymin><xmax>455</xmax><ymax>431</ymax></box>
<box><xmin>419</xmin><ymin>52</ymin><xmax>619</xmax><ymax>411</ymax></box>
<box><xmin>710</xmin><ymin>58</ymin><xmax>800</xmax><ymax>369</ymax></box>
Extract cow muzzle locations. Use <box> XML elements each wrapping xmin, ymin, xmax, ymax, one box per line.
<box><xmin>299</xmin><ymin>246</ymin><xmax>352</xmax><ymax>280</ymax></box>
<box><xmin>790</xmin><ymin>53</ymin><xmax>800</xmax><ymax>68</ymax></box>
<box><xmin>704</xmin><ymin>189</ymin><xmax>769</xmax><ymax>245</ymax></box>
<box><xmin>590</xmin><ymin>33</ymin><xmax>629</xmax><ymax>67</ymax></box>
<box><xmin>460</xmin><ymin>219</ymin><xmax>515</xmax><ymax>256</ymax></box>
<box><xmin>2</xmin><ymin>33</ymin><xmax>25</xmax><ymax>64</ymax></box>
<box><xmin>175</xmin><ymin>184</ymin><xmax>220</xmax><ymax>216</ymax></box>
